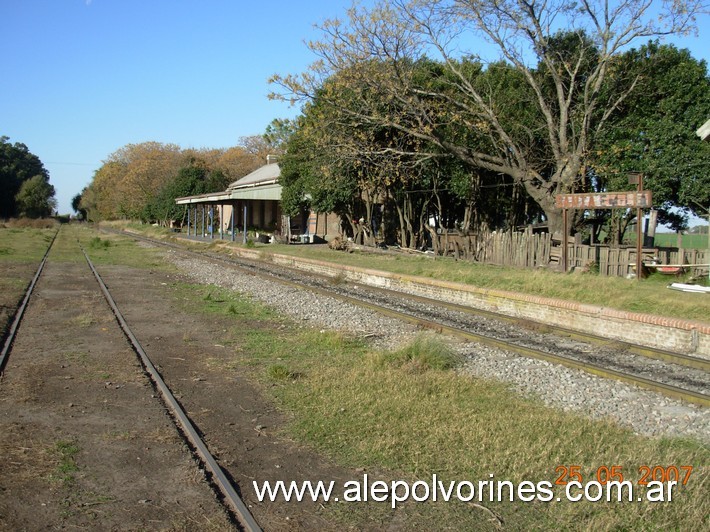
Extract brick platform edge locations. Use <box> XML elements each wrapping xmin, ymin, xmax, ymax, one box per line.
<box><xmin>175</xmin><ymin>236</ymin><xmax>710</xmax><ymax>359</ymax></box>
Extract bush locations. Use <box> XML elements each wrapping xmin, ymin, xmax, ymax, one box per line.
<box><xmin>371</xmin><ymin>335</ymin><xmax>461</xmax><ymax>373</ymax></box>
<box><xmin>88</xmin><ymin>236</ymin><xmax>111</xmax><ymax>249</ymax></box>
<box><xmin>267</xmin><ymin>364</ymin><xmax>293</xmax><ymax>381</ymax></box>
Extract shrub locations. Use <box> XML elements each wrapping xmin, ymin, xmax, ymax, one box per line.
<box><xmin>267</xmin><ymin>364</ymin><xmax>293</xmax><ymax>381</ymax></box>
<box><xmin>372</xmin><ymin>335</ymin><xmax>461</xmax><ymax>373</ymax></box>
<box><xmin>88</xmin><ymin>236</ymin><xmax>111</xmax><ymax>249</ymax></box>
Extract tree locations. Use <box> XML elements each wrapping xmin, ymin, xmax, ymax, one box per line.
<box><xmin>591</xmin><ymin>42</ymin><xmax>710</xmax><ymax>242</ymax></box>
<box><xmin>84</xmin><ymin>142</ymin><xmax>184</xmax><ymax>220</ymax></box>
<box><xmin>0</xmin><ymin>136</ymin><xmax>50</xmax><ymax>218</ymax></box>
<box><xmin>238</xmin><ymin>135</ymin><xmax>273</xmax><ymax>163</ymax></box>
<box><xmin>78</xmin><ymin>185</ymin><xmax>99</xmax><ymax>222</ymax></box>
<box><xmin>15</xmin><ymin>174</ymin><xmax>56</xmax><ymax>218</ymax></box>
<box><xmin>263</xmin><ymin>118</ymin><xmax>297</xmax><ymax>152</ymax></box>
<box><xmin>279</xmin><ymin>110</ymin><xmax>364</xmax><ymax>241</ymax></box>
<box><xmin>72</xmin><ymin>190</ymin><xmax>88</xmax><ymax>220</ymax></box>
<box><xmin>143</xmin><ymin>165</ymin><xmax>208</xmax><ymax>225</ymax></box>
<box><xmin>214</xmin><ymin>146</ymin><xmax>263</xmax><ymax>183</ymax></box>
<box><xmin>83</xmin><ymin>161</ymin><xmax>125</xmax><ymax>220</ymax></box>
<box><xmin>280</xmin><ymin>57</ymin><xmax>543</xmax><ymax>248</ymax></box>
<box><xmin>272</xmin><ymin>0</ymin><xmax>707</xmax><ymax>234</ymax></box>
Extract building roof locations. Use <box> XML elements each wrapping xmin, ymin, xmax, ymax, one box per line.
<box><xmin>175</xmin><ymin>163</ymin><xmax>282</xmax><ymax>205</ymax></box>
<box><xmin>698</xmin><ymin>119</ymin><xmax>710</xmax><ymax>142</ymax></box>
<box><xmin>227</xmin><ymin>163</ymin><xmax>280</xmax><ymax>190</ymax></box>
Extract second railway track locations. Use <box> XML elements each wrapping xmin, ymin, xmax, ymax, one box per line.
<box><xmin>81</xmin><ymin>246</ymin><xmax>261</xmax><ymax>531</ymax></box>
<box><xmin>0</xmin><ymin>227</ymin><xmax>261</xmax><ymax>530</ymax></box>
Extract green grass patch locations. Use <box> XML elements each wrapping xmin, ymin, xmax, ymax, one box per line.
<box><xmin>88</xmin><ymin>236</ymin><xmax>111</xmax><ymax>250</ymax></box>
<box><xmin>267</xmin><ymin>363</ymin><xmax>294</xmax><ymax>381</ymax></box>
<box><xmin>71</xmin><ymin>313</ymin><xmax>96</xmax><ymax>327</ymax></box>
<box><xmin>653</xmin><ymin>232</ymin><xmax>708</xmax><ymax>249</ymax></box>
<box><xmin>369</xmin><ymin>335</ymin><xmax>461</xmax><ymax>372</ymax></box>
<box><xmin>50</xmin><ymin>440</ymin><xmax>80</xmax><ymax>485</ymax></box>
<box><xmin>0</xmin><ymin>226</ymin><xmax>56</xmax><ymax>264</ymax></box>
<box><xmin>248</xmin><ymin>330</ymin><xmax>708</xmax><ymax>529</ymax></box>
<box><xmin>174</xmin><ymin>283</ymin><xmax>279</xmax><ymax>324</ymax></box>
<box><xmin>11</xmin><ymin>223</ymin><xmax>173</xmax><ymax>270</ymax></box>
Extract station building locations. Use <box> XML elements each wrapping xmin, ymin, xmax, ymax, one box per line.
<box><xmin>175</xmin><ymin>158</ymin><xmax>341</xmax><ymax>243</ymax></box>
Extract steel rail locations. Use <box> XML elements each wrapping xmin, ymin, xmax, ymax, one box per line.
<box><xmin>0</xmin><ymin>229</ymin><xmax>59</xmax><ymax>375</ymax></box>
<box><xmin>81</xmin><ymin>246</ymin><xmax>262</xmax><ymax>532</ymax></box>
<box><xmin>113</xmin><ymin>230</ymin><xmax>710</xmax><ymax>407</ymax></box>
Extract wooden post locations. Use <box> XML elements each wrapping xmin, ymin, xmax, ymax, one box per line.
<box><xmin>636</xmin><ymin>174</ymin><xmax>644</xmax><ymax>280</ymax></box>
<box><xmin>562</xmin><ymin>208</ymin><xmax>568</xmax><ymax>272</ymax></box>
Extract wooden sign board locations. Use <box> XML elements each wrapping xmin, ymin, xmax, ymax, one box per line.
<box><xmin>555</xmin><ymin>191</ymin><xmax>652</xmax><ymax>210</ymax></box>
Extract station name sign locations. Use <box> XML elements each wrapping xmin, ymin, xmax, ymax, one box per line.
<box><xmin>555</xmin><ymin>191</ymin><xmax>652</xmax><ymax>210</ymax></box>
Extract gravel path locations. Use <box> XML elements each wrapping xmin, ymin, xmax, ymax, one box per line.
<box><xmin>166</xmin><ymin>251</ymin><xmax>710</xmax><ymax>444</ymax></box>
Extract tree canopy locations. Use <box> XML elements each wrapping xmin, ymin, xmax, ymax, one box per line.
<box><xmin>0</xmin><ymin>136</ymin><xmax>53</xmax><ymax>218</ymax></box>
<box><xmin>591</xmin><ymin>42</ymin><xmax>710</xmax><ymax>232</ymax></box>
<box><xmin>15</xmin><ymin>174</ymin><xmax>56</xmax><ymax>218</ymax></box>
<box><xmin>78</xmin><ymin>135</ymin><xmax>279</xmax><ymax>224</ymax></box>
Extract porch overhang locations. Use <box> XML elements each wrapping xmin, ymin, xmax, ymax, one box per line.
<box><xmin>175</xmin><ymin>191</ymin><xmax>233</xmax><ymax>205</ymax></box>
<box><xmin>230</xmin><ymin>183</ymin><xmax>282</xmax><ymax>201</ymax></box>
<box><xmin>175</xmin><ymin>183</ymin><xmax>282</xmax><ymax>205</ymax></box>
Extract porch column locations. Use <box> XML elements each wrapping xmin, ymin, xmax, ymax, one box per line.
<box><xmin>243</xmin><ymin>204</ymin><xmax>247</xmax><ymax>244</ymax></box>
<box><xmin>231</xmin><ymin>202</ymin><xmax>235</xmax><ymax>242</ymax></box>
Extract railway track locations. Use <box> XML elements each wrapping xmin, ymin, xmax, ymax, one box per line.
<box><xmin>116</xmin><ymin>229</ymin><xmax>709</xmax><ymax>408</ymax></box>
<box><xmin>0</xmin><ymin>228</ymin><xmax>58</xmax><ymax>374</ymax></box>
<box><xmin>1</xmin><ymin>229</ymin><xmax>261</xmax><ymax>531</ymax></box>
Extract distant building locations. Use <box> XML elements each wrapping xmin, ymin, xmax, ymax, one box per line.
<box><xmin>697</xmin><ymin>119</ymin><xmax>710</xmax><ymax>142</ymax></box>
<box><xmin>175</xmin><ymin>160</ymin><xmax>341</xmax><ymax>242</ymax></box>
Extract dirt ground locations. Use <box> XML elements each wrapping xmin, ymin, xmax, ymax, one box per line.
<box><xmin>0</xmin><ymin>237</ymin><xmax>390</xmax><ymax>531</ymax></box>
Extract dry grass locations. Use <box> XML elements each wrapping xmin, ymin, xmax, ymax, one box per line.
<box><xmin>0</xmin><ymin>217</ymin><xmax>59</xmax><ymax>229</ymax></box>
<box><xmin>71</xmin><ymin>313</ymin><xmax>96</xmax><ymax>328</ymax></box>
<box><xmin>0</xmin><ymin>427</ymin><xmax>55</xmax><ymax>484</ymax></box>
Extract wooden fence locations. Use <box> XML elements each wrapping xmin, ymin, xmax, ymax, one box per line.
<box><xmin>437</xmin><ymin>228</ymin><xmax>552</xmax><ymax>269</ymax></box>
<box><xmin>435</xmin><ymin>229</ymin><xmax>709</xmax><ymax>278</ymax></box>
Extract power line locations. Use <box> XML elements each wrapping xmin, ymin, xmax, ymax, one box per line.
<box><xmin>45</xmin><ymin>161</ymin><xmax>98</xmax><ymax>167</ymax></box>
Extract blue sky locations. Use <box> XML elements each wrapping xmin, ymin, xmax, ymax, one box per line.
<box><xmin>1</xmin><ymin>1</ymin><xmax>709</xmax><ymax>216</ymax></box>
